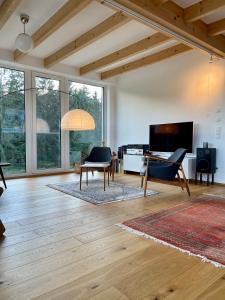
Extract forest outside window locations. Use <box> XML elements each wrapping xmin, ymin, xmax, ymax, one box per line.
<box><xmin>0</xmin><ymin>67</ymin><xmax>25</xmax><ymax>175</ymax></box>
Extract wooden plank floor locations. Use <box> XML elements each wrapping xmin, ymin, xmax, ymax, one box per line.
<box><xmin>0</xmin><ymin>172</ymin><xmax>225</xmax><ymax>300</ymax></box>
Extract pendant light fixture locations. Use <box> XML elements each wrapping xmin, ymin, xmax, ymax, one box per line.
<box><xmin>15</xmin><ymin>14</ymin><xmax>33</xmax><ymax>53</ymax></box>
<box><xmin>61</xmin><ymin>109</ymin><xmax>95</xmax><ymax>131</ymax></box>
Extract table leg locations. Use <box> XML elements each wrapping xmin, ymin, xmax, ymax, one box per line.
<box><xmin>86</xmin><ymin>168</ymin><xmax>88</xmax><ymax>185</ymax></box>
<box><xmin>80</xmin><ymin>167</ymin><xmax>82</xmax><ymax>190</ymax></box>
<box><xmin>104</xmin><ymin>167</ymin><xmax>106</xmax><ymax>191</ymax></box>
<box><xmin>212</xmin><ymin>173</ymin><xmax>214</xmax><ymax>185</ymax></box>
<box><xmin>0</xmin><ymin>167</ymin><xmax>7</xmax><ymax>189</ymax></box>
<box><xmin>207</xmin><ymin>173</ymin><xmax>209</xmax><ymax>186</ymax></box>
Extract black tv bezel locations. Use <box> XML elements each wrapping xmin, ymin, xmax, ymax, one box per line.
<box><xmin>149</xmin><ymin>121</ymin><xmax>193</xmax><ymax>153</ymax></box>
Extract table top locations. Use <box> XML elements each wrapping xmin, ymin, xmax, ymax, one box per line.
<box><xmin>81</xmin><ymin>163</ymin><xmax>110</xmax><ymax>168</ymax></box>
<box><xmin>0</xmin><ymin>162</ymin><xmax>10</xmax><ymax>167</ymax></box>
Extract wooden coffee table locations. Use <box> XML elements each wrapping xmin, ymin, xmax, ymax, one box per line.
<box><xmin>80</xmin><ymin>163</ymin><xmax>110</xmax><ymax>191</ymax></box>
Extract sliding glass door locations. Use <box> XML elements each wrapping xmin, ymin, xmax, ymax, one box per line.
<box><xmin>0</xmin><ymin>67</ymin><xmax>26</xmax><ymax>175</ymax></box>
<box><xmin>34</xmin><ymin>76</ymin><xmax>61</xmax><ymax>170</ymax></box>
<box><xmin>69</xmin><ymin>81</ymin><xmax>103</xmax><ymax>167</ymax></box>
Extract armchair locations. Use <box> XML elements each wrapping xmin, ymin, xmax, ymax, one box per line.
<box><xmin>141</xmin><ymin>148</ymin><xmax>190</xmax><ymax>196</ymax></box>
<box><xmin>80</xmin><ymin>147</ymin><xmax>116</xmax><ymax>191</ymax></box>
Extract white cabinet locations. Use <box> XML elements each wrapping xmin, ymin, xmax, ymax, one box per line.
<box><xmin>123</xmin><ymin>153</ymin><xmax>196</xmax><ymax>179</ymax></box>
<box><xmin>123</xmin><ymin>154</ymin><xmax>144</xmax><ymax>173</ymax></box>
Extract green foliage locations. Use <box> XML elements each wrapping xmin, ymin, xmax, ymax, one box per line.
<box><xmin>0</xmin><ymin>68</ymin><xmax>26</xmax><ymax>175</ymax></box>
<box><xmin>0</xmin><ymin>69</ymin><xmax>103</xmax><ymax>174</ymax></box>
<box><xmin>69</xmin><ymin>83</ymin><xmax>103</xmax><ymax>165</ymax></box>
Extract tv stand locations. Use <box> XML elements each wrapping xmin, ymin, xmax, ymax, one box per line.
<box><xmin>123</xmin><ymin>153</ymin><xmax>196</xmax><ymax>180</ymax></box>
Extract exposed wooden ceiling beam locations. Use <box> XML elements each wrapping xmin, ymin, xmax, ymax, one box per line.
<box><xmin>14</xmin><ymin>0</ymin><xmax>92</xmax><ymax>61</ymax></box>
<box><xmin>0</xmin><ymin>0</ymin><xmax>22</xmax><ymax>30</ymax></box>
<box><xmin>101</xmin><ymin>43</ymin><xmax>192</xmax><ymax>79</ymax></box>
<box><xmin>184</xmin><ymin>0</ymin><xmax>225</xmax><ymax>23</ymax></box>
<box><xmin>100</xmin><ymin>0</ymin><xmax>225</xmax><ymax>58</ymax></box>
<box><xmin>44</xmin><ymin>12</ymin><xmax>129</xmax><ymax>68</ymax></box>
<box><xmin>153</xmin><ymin>0</ymin><xmax>168</xmax><ymax>5</ymax></box>
<box><xmin>208</xmin><ymin>18</ymin><xmax>225</xmax><ymax>36</ymax></box>
<box><xmin>80</xmin><ymin>32</ymin><xmax>171</xmax><ymax>75</ymax></box>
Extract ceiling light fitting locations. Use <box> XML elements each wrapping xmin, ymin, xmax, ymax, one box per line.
<box><xmin>15</xmin><ymin>14</ymin><xmax>33</xmax><ymax>53</ymax></box>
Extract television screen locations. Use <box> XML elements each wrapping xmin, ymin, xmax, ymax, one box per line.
<box><xmin>149</xmin><ymin>122</ymin><xmax>193</xmax><ymax>153</ymax></box>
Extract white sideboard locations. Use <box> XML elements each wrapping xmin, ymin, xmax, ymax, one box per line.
<box><xmin>123</xmin><ymin>153</ymin><xmax>196</xmax><ymax>180</ymax></box>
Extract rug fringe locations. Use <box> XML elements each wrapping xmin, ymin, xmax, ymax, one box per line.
<box><xmin>116</xmin><ymin>223</ymin><xmax>225</xmax><ymax>269</ymax></box>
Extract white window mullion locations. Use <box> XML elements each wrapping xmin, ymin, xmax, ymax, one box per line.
<box><xmin>25</xmin><ymin>69</ymin><xmax>33</xmax><ymax>175</ymax></box>
<box><xmin>61</xmin><ymin>78</ymin><xmax>70</xmax><ymax>170</ymax></box>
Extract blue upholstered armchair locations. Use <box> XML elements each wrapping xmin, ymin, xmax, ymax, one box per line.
<box><xmin>141</xmin><ymin>148</ymin><xmax>190</xmax><ymax>196</ymax></box>
<box><xmin>85</xmin><ymin>147</ymin><xmax>115</xmax><ymax>181</ymax></box>
<box><xmin>85</xmin><ymin>147</ymin><xmax>112</xmax><ymax>164</ymax></box>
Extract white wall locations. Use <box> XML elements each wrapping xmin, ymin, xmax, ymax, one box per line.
<box><xmin>114</xmin><ymin>51</ymin><xmax>225</xmax><ymax>183</ymax></box>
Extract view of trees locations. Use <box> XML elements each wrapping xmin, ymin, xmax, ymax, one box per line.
<box><xmin>69</xmin><ymin>81</ymin><xmax>103</xmax><ymax>166</ymax></box>
<box><xmin>0</xmin><ymin>67</ymin><xmax>103</xmax><ymax>175</ymax></box>
<box><xmin>36</xmin><ymin>77</ymin><xmax>61</xmax><ymax>169</ymax></box>
<box><xmin>0</xmin><ymin>67</ymin><xmax>25</xmax><ymax>175</ymax></box>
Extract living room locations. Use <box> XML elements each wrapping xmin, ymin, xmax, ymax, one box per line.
<box><xmin>0</xmin><ymin>0</ymin><xmax>225</xmax><ymax>299</ymax></box>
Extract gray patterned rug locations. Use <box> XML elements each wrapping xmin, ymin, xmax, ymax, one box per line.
<box><xmin>47</xmin><ymin>180</ymin><xmax>158</xmax><ymax>205</ymax></box>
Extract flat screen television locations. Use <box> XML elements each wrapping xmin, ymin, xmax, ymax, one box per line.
<box><xmin>149</xmin><ymin>121</ymin><xmax>193</xmax><ymax>153</ymax></box>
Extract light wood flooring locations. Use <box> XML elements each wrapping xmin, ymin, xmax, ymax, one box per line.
<box><xmin>0</xmin><ymin>172</ymin><xmax>225</xmax><ymax>300</ymax></box>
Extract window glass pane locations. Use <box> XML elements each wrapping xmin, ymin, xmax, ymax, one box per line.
<box><xmin>35</xmin><ymin>77</ymin><xmax>61</xmax><ymax>169</ymax></box>
<box><xmin>69</xmin><ymin>82</ymin><xmax>103</xmax><ymax>166</ymax></box>
<box><xmin>0</xmin><ymin>67</ymin><xmax>26</xmax><ymax>175</ymax></box>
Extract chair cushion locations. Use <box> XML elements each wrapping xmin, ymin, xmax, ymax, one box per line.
<box><xmin>148</xmin><ymin>162</ymin><xmax>178</xmax><ymax>181</ymax></box>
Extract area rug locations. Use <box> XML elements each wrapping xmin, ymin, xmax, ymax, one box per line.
<box><xmin>47</xmin><ymin>180</ymin><xmax>158</xmax><ymax>205</ymax></box>
<box><xmin>118</xmin><ymin>194</ymin><xmax>225</xmax><ymax>268</ymax></box>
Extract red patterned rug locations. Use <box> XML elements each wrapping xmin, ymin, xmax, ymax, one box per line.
<box><xmin>119</xmin><ymin>194</ymin><xmax>225</xmax><ymax>267</ymax></box>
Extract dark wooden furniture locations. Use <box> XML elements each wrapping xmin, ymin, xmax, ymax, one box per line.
<box><xmin>0</xmin><ymin>162</ymin><xmax>10</xmax><ymax>189</ymax></box>
<box><xmin>0</xmin><ymin>219</ymin><xmax>5</xmax><ymax>237</ymax></box>
<box><xmin>141</xmin><ymin>149</ymin><xmax>190</xmax><ymax>196</ymax></box>
<box><xmin>0</xmin><ymin>186</ymin><xmax>5</xmax><ymax>236</ymax></box>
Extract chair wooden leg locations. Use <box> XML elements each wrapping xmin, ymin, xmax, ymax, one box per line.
<box><xmin>80</xmin><ymin>168</ymin><xmax>83</xmax><ymax>190</ymax></box>
<box><xmin>177</xmin><ymin>172</ymin><xmax>184</xmax><ymax>190</ymax></box>
<box><xmin>180</xmin><ymin>166</ymin><xmax>191</xmax><ymax>196</ymax></box>
<box><xmin>86</xmin><ymin>168</ymin><xmax>88</xmax><ymax>186</ymax></box>
<box><xmin>144</xmin><ymin>176</ymin><xmax>148</xmax><ymax>197</ymax></box>
<box><xmin>0</xmin><ymin>167</ymin><xmax>7</xmax><ymax>189</ymax></box>
<box><xmin>104</xmin><ymin>167</ymin><xmax>106</xmax><ymax>191</ymax></box>
<box><xmin>141</xmin><ymin>176</ymin><xmax>144</xmax><ymax>188</ymax></box>
<box><xmin>108</xmin><ymin>167</ymin><xmax>109</xmax><ymax>186</ymax></box>
<box><xmin>0</xmin><ymin>219</ymin><xmax>5</xmax><ymax>237</ymax></box>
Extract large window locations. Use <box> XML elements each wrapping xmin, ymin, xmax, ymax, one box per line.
<box><xmin>0</xmin><ymin>67</ymin><xmax>25</xmax><ymax>175</ymax></box>
<box><xmin>0</xmin><ymin>65</ymin><xmax>105</xmax><ymax>176</ymax></box>
<box><xmin>69</xmin><ymin>82</ymin><xmax>103</xmax><ymax>166</ymax></box>
<box><xmin>35</xmin><ymin>77</ymin><xmax>61</xmax><ymax>170</ymax></box>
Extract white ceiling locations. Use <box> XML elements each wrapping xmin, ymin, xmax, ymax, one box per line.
<box><xmin>0</xmin><ymin>0</ymin><xmax>224</xmax><ymax>77</ymax></box>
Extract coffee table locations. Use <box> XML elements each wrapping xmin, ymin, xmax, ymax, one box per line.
<box><xmin>80</xmin><ymin>163</ymin><xmax>111</xmax><ymax>191</ymax></box>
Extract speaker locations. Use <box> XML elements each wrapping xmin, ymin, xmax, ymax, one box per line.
<box><xmin>196</xmin><ymin>148</ymin><xmax>216</xmax><ymax>173</ymax></box>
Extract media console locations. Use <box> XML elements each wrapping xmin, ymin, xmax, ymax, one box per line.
<box><xmin>123</xmin><ymin>153</ymin><xmax>196</xmax><ymax>180</ymax></box>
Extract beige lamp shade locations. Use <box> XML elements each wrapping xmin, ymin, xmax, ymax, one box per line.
<box><xmin>61</xmin><ymin>109</ymin><xmax>95</xmax><ymax>131</ymax></box>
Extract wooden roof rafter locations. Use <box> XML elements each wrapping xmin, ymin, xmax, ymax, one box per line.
<box><xmin>80</xmin><ymin>32</ymin><xmax>171</xmax><ymax>75</ymax></box>
<box><xmin>0</xmin><ymin>0</ymin><xmax>22</xmax><ymax>31</ymax></box>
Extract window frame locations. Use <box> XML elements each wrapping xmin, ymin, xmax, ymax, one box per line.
<box><xmin>0</xmin><ymin>64</ymin><xmax>107</xmax><ymax>177</ymax></box>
